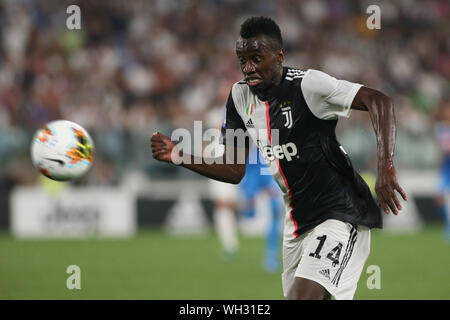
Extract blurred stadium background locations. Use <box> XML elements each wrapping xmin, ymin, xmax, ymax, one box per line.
<box><xmin>0</xmin><ymin>0</ymin><xmax>449</xmax><ymax>299</ymax></box>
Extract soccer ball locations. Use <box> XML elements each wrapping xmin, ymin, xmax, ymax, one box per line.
<box><xmin>31</xmin><ymin>120</ymin><xmax>94</xmax><ymax>181</ymax></box>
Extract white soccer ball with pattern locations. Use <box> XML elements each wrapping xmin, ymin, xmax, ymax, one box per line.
<box><xmin>31</xmin><ymin>120</ymin><xmax>94</xmax><ymax>181</ymax></box>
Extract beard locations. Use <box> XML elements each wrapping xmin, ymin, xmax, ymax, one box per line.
<box><xmin>248</xmin><ymin>81</ymin><xmax>268</xmax><ymax>96</ymax></box>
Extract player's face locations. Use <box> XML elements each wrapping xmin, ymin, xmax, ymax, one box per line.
<box><xmin>236</xmin><ymin>36</ymin><xmax>284</xmax><ymax>97</ymax></box>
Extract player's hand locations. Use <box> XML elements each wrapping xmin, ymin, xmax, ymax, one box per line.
<box><xmin>375</xmin><ymin>164</ymin><xmax>407</xmax><ymax>215</ymax></box>
<box><xmin>150</xmin><ymin>132</ymin><xmax>180</xmax><ymax>164</ymax></box>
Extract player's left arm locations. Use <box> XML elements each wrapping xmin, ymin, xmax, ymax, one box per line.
<box><xmin>351</xmin><ymin>87</ymin><xmax>408</xmax><ymax>215</ymax></box>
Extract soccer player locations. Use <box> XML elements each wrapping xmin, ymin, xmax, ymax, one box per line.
<box><xmin>434</xmin><ymin>102</ymin><xmax>450</xmax><ymax>241</ymax></box>
<box><xmin>210</xmin><ymin>174</ymin><xmax>240</xmax><ymax>259</ymax></box>
<box><xmin>151</xmin><ymin>16</ymin><xmax>407</xmax><ymax>300</ymax></box>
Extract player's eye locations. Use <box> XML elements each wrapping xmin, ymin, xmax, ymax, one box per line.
<box><xmin>252</xmin><ymin>56</ymin><xmax>262</xmax><ymax>63</ymax></box>
<box><xmin>238</xmin><ymin>57</ymin><xmax>246</xmax><ymax>65</ymax></box>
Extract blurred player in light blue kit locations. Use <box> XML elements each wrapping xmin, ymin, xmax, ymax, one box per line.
<box><xmin>240</xmin><ymin>145</ymin><xmax>283</xmax><ymax>271</ymax></box>
<box><xmin>434</xmin><ymin>101</ymin><xmax>450</xmax><ymax>242</ymax></box>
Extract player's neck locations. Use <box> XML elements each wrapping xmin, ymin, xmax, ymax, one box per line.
<box><xmin>257</xmin><ymin>67</ymin><xmax>284</xmax><ymax>100</ymax></box>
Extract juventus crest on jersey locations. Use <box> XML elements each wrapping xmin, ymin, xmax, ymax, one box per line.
<box><xmin>221</xmin><ymin>67</ymin><xmax>382</xmax><ymax>240</ymax></box>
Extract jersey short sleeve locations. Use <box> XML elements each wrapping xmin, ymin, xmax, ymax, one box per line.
<box><xmin>220</xmin><ymin>89</ymin><xmax>249</xmax><ymax>148</ymax></box>
<box><xmin>301</xmin><ymin>69</ymin><xmax>363</xmax><ymax>120</ymax></box>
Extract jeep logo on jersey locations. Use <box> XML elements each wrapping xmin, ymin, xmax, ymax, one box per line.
<box><xmin>257</xmin><ymin>140</ymin><xmax>298</xmax><ymax>162</ymax></box>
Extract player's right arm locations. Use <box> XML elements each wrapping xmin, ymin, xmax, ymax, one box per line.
<box><xmin>151</xmin><ymin>88</ymin><xmax>249</xmax><ymax>184</ymax></box>
<box><xmin>151</xmin><ymin>132</ymin><xmax>248</xmax><ymax>184</ymax></box>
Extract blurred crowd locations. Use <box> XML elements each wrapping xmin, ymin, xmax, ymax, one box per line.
<box><xmin>0</xmin><ymin>0</ymin><xmax>448</xmax><ymax>187</ymax></box>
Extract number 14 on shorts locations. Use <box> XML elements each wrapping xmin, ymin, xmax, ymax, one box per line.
<box><xmin>309</xmin><ymin>235</ymin><xmax>343</xmax><ymax>267</ymax></box>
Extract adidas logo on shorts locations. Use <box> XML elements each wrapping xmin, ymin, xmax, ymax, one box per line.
<box><xmin>319</xmin><ymin>269</ymin><xmax>330</xmax><ymax>280</ymax></box>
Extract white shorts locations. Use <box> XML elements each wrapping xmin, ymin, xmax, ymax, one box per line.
<box><xmin>282</xmin><ymin>219</ymin><xmax>370</xmax><ymax>300</ymax></box>
<box><xmin>209</xmin><ymin>179</ymin><xmax>238</xmax><ymax>203</ymax></box>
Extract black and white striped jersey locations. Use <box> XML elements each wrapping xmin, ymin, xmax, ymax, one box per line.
<box><xmin>221</xmin><ymin>67</ymin><xmax>382</xmax><ymax>240</ymax></box>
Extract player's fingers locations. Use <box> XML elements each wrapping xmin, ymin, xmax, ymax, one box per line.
<box><xmin>378</xmin><ymin>189</ymin><xmax>394</xmax><ymax>214</ymax></box>
<box><xmin>150</xmin><ymin>140</ymin><xmax>161</xmax><ymax>149</ymax></box>
<box><xmin>150</xmin><ymin>132</ymin><xmax>164</xmax><ymax>143</ymax></box>
<box><xmin>152</xmin><ymin>147</ymin><xmax>162</xmax><ymax>155</ymax></box>
<box><xmin>153</xmin><ymin>149</ymin><xmax>169</xmax><ymax>159</ymax></box>
<box><xmin>150</xmin><ymin>132</ymin><xmax>159</xmax><ymax>139</ymax></box>
<box><xmin>151</xmin><ymin>141</ymin><xmax>165</xmax><ymax>149</ymax></box>
<box><xmin>151</xmin><ymin>146</ymin><xmax>161</xmax><ymax>153</ymax></box>
<box><xmin>152</xmin><ymin>144</ymin><xmax>169</xmax><ymax>151</ymax></box>
<box><xmin>387</xmin><ymin>198</ymin><xmax>398</xmax><ymax>215</ymax></box>
<box><xmin>383</xmin><ymin>189</ymin><xmax>398</xmax><ymax>215</ymax></box>
<box><xmin>378</xmin><ymin>200</ymin><xmax>389</xmax><ymax>215</ymax></box>
<box><xmin>153</xmin><ymin>148</ymin><xmax>171</xmax><ymax>161</ymax></box>
<box><xmin>390</xmin><ymin>188</ymin><xmax>402</xmax><ymax>211</ymax></box>
<box><xmin>152</xmin><ymin>145</ymin><xmax>167</xmax><ymax>153</ymax></box>
<box><xmin>395</xmin><ymin>184</ymin><xmax>408</xmax><ymax>201</ymax></box>
<box><xmin>375</xmin><ymin>187</ymin><xmax>386</xmax><ymax>211</ymax></box>
<box><xmin>151</xmin><ymin>136</ymin><xmax>173</xmax><ymax>151</ymax></box>
<box><xmin>153</xmin><ymin>132</ymin><xmax>172</xmax><ymax>143</ymax></box>
<box><xmin>377</xmin><ymin>193</ymin><xmax>389</xmax><ymax>215</ymax></box>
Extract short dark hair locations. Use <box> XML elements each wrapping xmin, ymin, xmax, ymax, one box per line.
<box><xmin>239</xmin><ymin>16</ymin><xmax>283</xmax><ymax>50</ymax></box>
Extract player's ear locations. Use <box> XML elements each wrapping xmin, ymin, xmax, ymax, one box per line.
<box><xmin>277</xmin><ymin>49</ymin><xmax>285</xmax><ymax>64</ymax></box>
